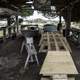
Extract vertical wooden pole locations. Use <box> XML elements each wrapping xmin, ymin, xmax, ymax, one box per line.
<box><xmin>16</xmin><ymin>11</ymin><xmax>19</xmax><ymax>34</ymax></box>
<box><xmin>59</xmin><ymin>15</ymin><xmax>61</xmax><ymax>24</ymax></box>
<box><xmin>13</xmin><ymin>26</ymin><xmax>16</xmax><ymax>33</ymax></box>
<box><xmin>7</xmin><ymin>16</ymin><xmax>11</xmax><ymax>37</ymax></box>
<box><xmin>65</xmin><ymin>6</ymin><xmax>72</xmax><ymax>37</ymax></box>
<box><xmin>3</xmin><ymin>27</ymin><xmax>6</xmax><ymax>41</ymax></box>
<box><xmin>57</xmin><ymin>15</ymin><xmax>62</xmax><ymax>32</ymax></box>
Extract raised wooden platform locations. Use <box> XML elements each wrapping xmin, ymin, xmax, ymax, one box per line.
<box><xmin>39</xmin><ymin>32</ymin><xmax>71</xmax><ymax>53</ymax></box>
<box><xmin>39</xmin><ymin>32</ymin><xmax>78</xmax><ymax>80</ymax></box>
<box><xmin>40</xmin><ymin>51</ymin><xmax>78</xmax><ymax>75</ymax></box>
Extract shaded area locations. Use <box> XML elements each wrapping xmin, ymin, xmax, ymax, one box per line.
<box><xmin>68</xmin><ymin>39</ymin><xmax>80</xmax><ymax>80</ymax></box>
<box><xmin>0</xmin><ymin>32</ymin><xmax>47</xmax><ymax>80</ymax></box>
<box><xmin>0</xmin><ymin>34</ymin><xmax>80</xmax><ymax>80</ymax></box>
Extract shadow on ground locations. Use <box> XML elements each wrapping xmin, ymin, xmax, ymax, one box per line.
<box><xmin>0</xmin><ymin>36</ymin><xmax>80</xmax><ymax>80</ymax></box>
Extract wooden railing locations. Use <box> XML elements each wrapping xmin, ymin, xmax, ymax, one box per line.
<box><xmin>0</xmin><ymin>24</ymin><xmax>38</xmax><ymax>41</ymax></box>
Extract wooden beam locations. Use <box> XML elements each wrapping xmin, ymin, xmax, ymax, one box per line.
<box><xmin>52</xmin><ymin>32</ymin><xmax>59</xmax><ymax>50</ymax></box>
<box><xmin>52</xmin><ymin>74</ymin><xmax>68</xmax><ymax>80</ymax></box>
<box><xmin>39</xmin><ymin>32</ymin><xmax>71</xmax><ymax>52</ymax></box>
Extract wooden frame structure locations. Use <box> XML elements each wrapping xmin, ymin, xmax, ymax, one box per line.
<box><xmin>39</xmin><ymin>32</ymin><xmax>71</xmax><ymax>53</ymax></box>
<box><xmin>39</xmin><ymin>32</ymin><xmax>78</xmax><ymax>80</ymax></box>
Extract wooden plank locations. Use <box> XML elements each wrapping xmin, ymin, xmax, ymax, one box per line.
<box><xmin>39</xmin><ymin>33</ymin><xmax>48</xmax><ymax>52</ymax></box>
<box><xmin>41</xmin><ymin>76</ymin><xmax>75</xmax><ymax>80</ymax></box>
<box><xmin>55</xmin><ymin>33</ymin><xmax>71</xmax><ymax>52</ymax></box>
<box><xmin>56</xmin><ymin>33</ymin><xmax>68</xmax><ymax>51</ymax></box>
<box><xmin>52</xmin><ymin>32</ymin><xmax>59</xmax><ymax>51</ymax></box>
<box><xmin>39</xmin><ymin>44</ymin><xmax>48</xmax><ymax>53</ymax></box>
<box><xmin>69</xmin><ymin>77</ymin><xmax>75</xmax><ymax>80</ymax></box>
<box><xmin>41</xmin><ymin>77</ymin><xmax>50</xmax><ymax>80</ymax></box>
<box><xmin>63</xmin><ymin>37</ymin><xmax>72</xmax><ymax>53</ymax></box>
<box><xmin>39</xmin><ymin>33</ymin><xmax>47</xmax><ymax>46</ymax></box>
<box><xmin>52</xmin><ymin>74</ymin><xmax>68</xmax><ymax>80</ymax></box>
<box><xmin>47</xmin><ymin>32</ymin><xmax>51</xmax><ymax>50</ymax></box>
<box><xmin>39</xmin><ymin>32</ymin><xmax>76</xmax><ymax>79</ymax></box>
<box><xmin>56</xmin><ymin>33</ymin><xmax>72</xmax><ymax>53</ymax></box>
<box><xmin>40</xmin><ymin>51</ymin><xmax>78</xmax><ymax>76</ymax></box>
<box><xmin>39</xmin><ymin>33</ymin><xmax>44</xmax><ymax>46</ymax></box>
<box><xmin>39</xmin><ymin>32</ymin><xmax>72</xmax><ymax>53</ymax></box>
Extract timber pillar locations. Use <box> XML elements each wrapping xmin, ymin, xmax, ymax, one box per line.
<box><xmin>65</xmin><ymin>6</ymin><xmax>72</xmax><ymax>37</ymax></box>
<box><xmin>7</xmin><ymin>16</ymin><xmax>12</xmax><ymax>37</ymax></box>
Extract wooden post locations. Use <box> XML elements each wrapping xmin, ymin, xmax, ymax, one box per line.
<box><xmin>3</xmin><ymin>27</ymin><xmax>6</xmax><ymax>41</ymax></box>
<box><xmin>59</xmin><ymin>15</ymin><xmax>61</xmax><ymax>23</ymax></box>
<box><xmin>16</xmin><ymin>11</ymin><xmax>19</xmax><ymax>33</ymax></box>
<box><xmin>65</xmin><ymin>6</ymin><xmax>72</xmax><ymax>37</ymax></box>
<box><xmin>13</xmin><ymin>27</ymin><xmax>16</xmax><ymax>33</ymax></box>
<box><xmin>57</xmin><ymin>15</ymin><xmax>62</xmax><ymax>32</ymax></box>
<box><xmin>7</xmin><ymin>16</ymin><xmax>11</xmax><ymax>37</ymax></box>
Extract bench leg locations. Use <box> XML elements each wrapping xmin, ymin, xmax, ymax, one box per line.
<box><xmin>30</xmin><ymin>56</ymin><xmax>34</xmax><ymax>62</ymax></box>
<box><xmin>20</xmin><ymin>41</ymin><xmax>25</xmax><ymax>54</ymax></box>
<box><xmin>24</xmin><ymin>55</ymin><xmax>30</xmax><ymax>69</ymax></box>
<box><xmin>35</xmin><ymin>54</ymin><xmax>39</xmax><ymax>65</ymax></box>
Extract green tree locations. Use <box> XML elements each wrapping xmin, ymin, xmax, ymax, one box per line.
<box><xmin>20</xmin><ymin>5</ymin><xmax>33</xmax><ymax>17</ymax></box>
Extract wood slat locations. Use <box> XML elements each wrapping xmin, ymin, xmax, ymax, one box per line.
<box><xmin>63</xmin><ymin>37</ymin><xmax>72</xmax><ymax>53</ymax></box>
<box><xmin>47</xmin><ymin>32</ymin><xmax>51</xmax><ymax>50</ymax></box>
<box><xmin>39</xmin><ymin>32</ymin><xmax>71</xmax><ymax>52</ymax></box>
<box><xmin>40</xmin><ymin>51</ymin><xmax>78</xmax><ymax>75</ymax></box>
<box><xmin>56</xmin><ymin>33</ymin><xmax>68</xmax><ymax>51</ymax></box>
<box><xmin>51</xmin><ymin>32</ymin><xmax>59</xmax><ymax>51</ymax></box>
<box><xmin>41</xmin><ymin>77</ymin><xmax>75</xmax><ymax>80</ymax></box>
<box><xmin>52</xmin><ymin>74</ymin><xmax>68</xmax><ymax>80</ymax></box>
<box><xmin>40</xmin><ymin>32</ymin><xmax>78</xmax><ymax>80</ymax></box>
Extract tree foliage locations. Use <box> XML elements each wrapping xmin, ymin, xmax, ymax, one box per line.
<box><xmin>20</xmin><ymin>5</ymin><xmax>33</xmax><ymax>17</ymax></box>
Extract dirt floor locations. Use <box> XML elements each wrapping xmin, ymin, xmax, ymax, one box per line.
<box><xmin>68</xmin><ymin>39</ymin><xmax>80</xmax><ymax>80</ymax></box>
<box><xmin>0</xmin><ymin>36</ymin><xmax>80</xmax><ymax>80</ymax></box>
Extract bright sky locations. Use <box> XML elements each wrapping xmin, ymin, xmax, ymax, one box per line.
<box><xmin>26</xmin><ymin>10</ymin><xmax>48</xmax><ymax>20</ymax></box>
<box><xmin>22</xmin><ymin>10</ymin><xmax>64</xmax><ymax>21</ymax></box>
